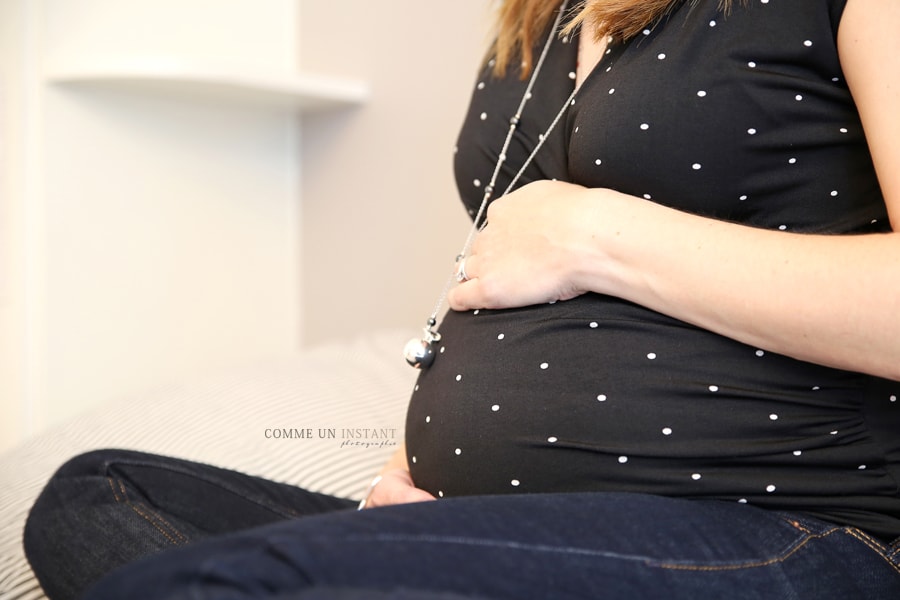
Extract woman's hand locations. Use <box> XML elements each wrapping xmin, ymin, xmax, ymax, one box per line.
<box><xmin>448</xmin><ymin>180</ymin><xmax>613</xmax><ymax>311</ymax></box>
<box><xmin>358</xmin><ymin>468</ymin><xmax>436</xmax><ymax>510</ymax></box>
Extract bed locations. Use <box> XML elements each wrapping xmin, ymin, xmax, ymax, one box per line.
<box><xmin>0</xmin><ymin>330</ymin><xmax>416</xmax><ymax>599</ymax></box>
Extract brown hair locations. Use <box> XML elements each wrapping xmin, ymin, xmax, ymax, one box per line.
<box><xmin>490</xmin><ymin>0</ymin><xmax>734</xmax><ymax>78</ymax></box>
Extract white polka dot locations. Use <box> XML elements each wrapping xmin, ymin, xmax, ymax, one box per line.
<box><xmin>770</xmin><ymin>414</ymin><xmax>779</xmax><ymax>421</ymax></box>
<box><xmin>640</xmin><ymin>123</ymin><xmax>650</xmax><ymax>131</ymax></box>
<box><xmin>830</xmin><ymin>430</ymin><xmax>839</xmax><ymax>435</ymax></box>
<box><xmin>497</xmin><ymin>333</ymin><xmax>505</xmax><ymax>340</ymax></box>
<box><xmin>473</xmin><ymin>179</ymin><xmax>481</xmax><ymax>188</ymax></box>
<box><xmin>657</xmin><ymin>53</ymin><xmax>666</xmax><ymax>60</ymax></box>
<box><xmin>589</xmin><ymin>322</ymin><xmax>599</xmax><ymax>329</ymax></box>
<box><xmin>455</xmin><ymin>374</ymin><xmax>463</xmax><ymax>382</ymax></box>
<box><xmin>480</xmin><ymin>112</ymin><xmax>487</xmax><ymax>121</ymax></box>
<box><xmin>766</xmin><ymin>484</ymin><xmax>777</xmax><ymax>493</ymax></box>
<box><xmin>647</xmin><ymin>353</ymin><xmax>657</xmax><ymax>360</ymax></box>
<box><xmin>455</xmin><ymin>448</ymin><xmax>462</xmax><ymax>456</ymax></box>
<box><xmin>858</xmin><ymin>465</ymin><xmax>867</xmax><ymax>470</ymax></box>
<box><xmin>793</xmin><ymin>450</ymin><xmax>803</xmax><ymax>456</ymax></box>
<box><xmin>738</xmin><ymin>498</ymin><xmax>748</xmax><ymax>504</ymax></box>
<box><xmin>425</xmin><ymin>416</ymin><xmax>431</xmax><ymax>423</ymax></box>
<box><xmin>608</xmin><ymin>88</ymin><xmax>615</xmax><ymax>95</ymax></box>
<box><xmin>412</xmin><ymin>456</ymin><xmax>417</xmax><ymax>463</ymax></box>
<box><xmin>830</xmin><ymin>190</ymin><xmax>839</xmax><ymax>197</ymax></box>
<box><xmin>789</xmin><ymin>158</ymin><xmax>797</xmax><ymax>164</ymax></box>
<box><xmin>748</xmin><ymin>61</ymin><xmax>757</xmax><ymax>68</ymax></box>
<box><xmin>618</xmin><ymin>456</ymin><xmax>629</xmax><ymax>464</ymax></box>
<box><xmin>709</xmin><ymin>20</ymin><xmax>717</xmax><ymax>27</ymax></box>
<box><xmin>739</xmin><ymin>195</ymin><xmax>749</xmax><ymax>201</ymax></box>
<box><xmin>761</xmin><ymin>0</ymin><xmax>769</xmax><ymax>4</ymax></box>
<box><xmin>488</xmin><ymin>59</ymin><xmax>496</xmax><ymax>67</ymax></box>
<box><xmin>511</xmin><ymin>479</ymin><xmax>521</xmax><ymax>487</ymax></box>
<box><xmin>795</xmin><ymin>94</ymin><xmax>803</xmax><ymax>101</ymax></box>
<box><xmin>477</xmin><ymin>82</ymin><xmax>485</xmax><ymax>90</ymax></box>
<box><xmin>439</xmin><ymin>491</ymin><xmax>445</xmax><ymax>498</ymax></box>
<box><xmin>440</xmin><ymin>347</ymin><xmax>446</xmax><ymax>354</ymax></box>
<box><xmin>779</xmin><ymin>225</ymin><xmax>788</xmax><ymax>231</ymax></box>
<box><xmin>756</xmin><ymin>350</ymin><xmax>766</xmax><ymax>357</ymax></box>
<box><xmin>697</xmin><ymin>90</ymin><xmax>707</xmax><ymax>97</ymax></box>
<box><xmin>574</xmin><ymin>126</ymin><xmax>580</xmax><ymax>134</ymax></box>
<box><xmin>890</xmin><ymin>395</ymin><xmax>897</xmax><ymax>403</ymax></box>
<box><xmin>748</xmin><ymin>128</ymin><xmax>757</xmax><ymax>135</ymax></box>
<box><xmin>540</xmin><ymin>362</ymin><xmax>549</xmax><ymax>370</ymax></box>
<box><xmin>568</xmin><ymin>71</ymin><xmax>576</xmax><ymax>80</ymax></box>
<box><xmin>812</xmin><ymin>386</ymin><xmax>821</xmax><ymax>391</ymax></box>
<box><xmin>803</xmin><ymin>40</ymin><xmax>813</xmax><ymax>47</ymax></box>
<box><xmin>473</xmin><ymin>310</ymin><xmax>480</xmax><ymax>315</ymax></box>
<box><xmin>643</xmin><ymin>29</ymin><xmax>651</xmax><ymax>36</ymax></box>
<box><xmin>692</xmin><ymin>473</ymin><xmax>702</xmax><ymax>481</ymax></box>
<box><xmin>643</xmin><ymin>193</ymin><xmax>653</xmax><ymax>200</ymax></box>
<box><xmin>662</xmin><ymin>427</ymin><xmax>673</xmax><ymax>436</ymax></box>
<box><xmin>595</xmin><ymin>158</ymin><xmax>602</xmax><ymax>166</ymax></box>
<box><xmin>548</xmin><ymin>436</ymin><xmax>558</xmax><ymax>443</ymax></box>
<box><xmin>491</xmin><ymin>404</ymin><xmax>500</xmax><ymax>412</ymax></box>
<box><xmin>709</xmin><ymin>385</ymin><xmax>720</xmax><ymax>392</ymax></box>
<box><xmin>692</xmin><ymin>163</ymin><xmax>702</xmax><ymax>170</ymax></box>
<box><xmin>597</xmin><ymin>394</ymin><xmax>608</xmax><ymax>402</ymax></box>
<box><xmin>839</xmin><ymin>127</ymin><xmax>848</xmax><ymax>134</ymax></box>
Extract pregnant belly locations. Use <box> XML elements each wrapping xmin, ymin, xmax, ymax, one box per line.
<box><xmin>404</xmin><ymin>294</ymin><xmax>866</xmax><ymax>499</ymax></box>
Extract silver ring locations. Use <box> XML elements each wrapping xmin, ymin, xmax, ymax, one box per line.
<box><xmin>455</xmin><ymin>258</ymin><xmax>469</xmax><ymax>282</ymax></box>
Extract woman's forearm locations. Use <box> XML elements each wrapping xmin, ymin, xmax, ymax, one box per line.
<box><xmin>450</xmin><ymin>181</ymin><xmax>900</xmax><ymax>381</ymax></box>
<box><xmin>576</xmin><ymin>190</ymin><xmax>900</xmax><ymax>380</ymax></box>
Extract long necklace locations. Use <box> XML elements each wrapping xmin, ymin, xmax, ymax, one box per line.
<box><xmin>404</xmin><ymin>0</ymin><xmax>577</xmax><ymax>369</ymax></box>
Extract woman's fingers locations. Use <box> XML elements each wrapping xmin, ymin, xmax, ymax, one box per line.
<box><xmin>360</xmin><ymin>469</ymin><xmax>436</xmax><ymax>509</ymax></box>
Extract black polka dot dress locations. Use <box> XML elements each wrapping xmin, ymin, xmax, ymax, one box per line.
<box><xmin>405</xmin><ymin>0</ymin><xmax>900</xmax><ymax>541</ymax></box>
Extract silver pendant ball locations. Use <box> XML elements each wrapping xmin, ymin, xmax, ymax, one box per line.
<box><xmin>404</xmin><ymin>338</ymin><xmax>435</xmax><ymax>369</ymax></box>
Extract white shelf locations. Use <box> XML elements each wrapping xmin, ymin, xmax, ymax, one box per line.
<box><xmin>47</xmin><ymin>65</ymin><xmax>370</xmax><ymax>112</ymax></box>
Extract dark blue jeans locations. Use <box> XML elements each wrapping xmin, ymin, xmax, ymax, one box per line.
<box><xmin>25</xmin><ymin>450</ymin><xmax>900</xmax><ymax>600</ymax></box>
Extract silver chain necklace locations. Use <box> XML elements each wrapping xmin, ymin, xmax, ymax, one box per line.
<box><xmin>404</xmin><ymin>0</ymin><xmax>576</xmax><ymax>369</ymax></box>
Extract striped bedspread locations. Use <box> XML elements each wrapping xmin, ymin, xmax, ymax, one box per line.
<box><xmin>0</xmin><ymin>331</ymin><xmax>416</xmax><ymax>599</ymax></box>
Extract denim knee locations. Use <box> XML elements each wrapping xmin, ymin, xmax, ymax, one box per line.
<box><xmin>23</xmin><ymin>449</ymin><xmax>165</xmax><ymax>600</ymax></box>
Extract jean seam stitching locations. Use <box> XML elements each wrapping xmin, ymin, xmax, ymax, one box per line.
<box><xmin>655</xmin><ymin>518</ymin><xmax>830</xmax><ymax>572</ymax></box>
<box><xmin>844</xmin><ymin>528</ymin><xmax>900</xmax><ymax>574</ymax></box>
<box><xmin>337</xmin><ymin>520</ymin><xmax>900</xmax><ymax>575</ymax></box>
<box><xmin>108</xmin><ymin>458</ymin><xmax>302</xmax><ymax>519</ymax></box>
<box><xmin>110</xmin><ymin>476</ymin><xmax>189</xmax><ymax>546</ymax></box>
<box><xmin>106</xmin><ymin>476</ymin><xmax>122</xmax><ymax>503</ymax></box>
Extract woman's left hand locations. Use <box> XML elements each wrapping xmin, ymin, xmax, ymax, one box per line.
<box><xmin>448</xmin><ymin>180</ymin><xmax>609</xmax><ymax>311</ymax></box>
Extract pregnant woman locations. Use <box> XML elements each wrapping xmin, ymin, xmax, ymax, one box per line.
<box><xmin>23</xmin><ymin>1</ymin><xmax>900</xmax><ymax>598</ymax></box>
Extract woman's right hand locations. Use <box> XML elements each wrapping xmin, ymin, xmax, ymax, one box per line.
<box><xmin>359</xmin><ymin>468</ymin><xmax>436</xmax><ymax>510</ymax></box>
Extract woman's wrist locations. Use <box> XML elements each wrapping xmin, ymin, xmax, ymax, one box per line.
<box><xmin>357</xmin><ymin>474</ymin><xmax>384</xmax><ymax>511</ymax></box>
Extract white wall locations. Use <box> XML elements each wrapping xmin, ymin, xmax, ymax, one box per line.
<box><xmin>0</xmin><ymin>0</ymin><xmax>495</xmax><ymax>453</ymax></box>
<box><xmin>1</xmin><ymin>0</ymin><xmax>305</xmax><ymax>452</ymax></box>
<box><xmin>298</xmin><ymin>1</ymin><xmax>491</xmax><ymax>345</ymax></box>
<box><xmin>0</xmin><ymin>0</ymin><xmax>30</xmax><ymax>451</ymax></box>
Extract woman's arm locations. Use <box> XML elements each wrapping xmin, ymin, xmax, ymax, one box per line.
<box><xmin>449</xmin><ymin>0</ymin><xmax>900</xmax><ymax>381</ymax></box>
